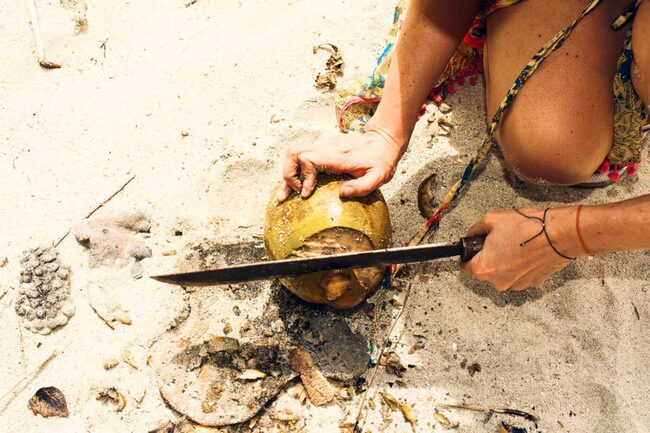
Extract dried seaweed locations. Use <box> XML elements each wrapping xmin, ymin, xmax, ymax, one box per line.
<box><xmin>313</xmin><ymin>43</ymin><xmax>344</xmax><ymax>91</ymax></box>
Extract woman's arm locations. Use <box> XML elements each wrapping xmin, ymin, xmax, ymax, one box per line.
<box><xmin>277</xmin><ymin>0</ymin><xmax>480</xmax><ymax>201</ymax></box>
<box><xmin>368</xmin><ymin>0</ymin><xmax>481</xmax><ymax>145</ymax></box>
<box><xmin>461</xmin><ymin>195</ymin><xmax>650</xmax><ymax>291</ymax></box>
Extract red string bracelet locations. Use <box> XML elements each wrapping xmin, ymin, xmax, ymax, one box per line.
<box><xmin>576</xmin><ymin>205</ymin><xmax>592</xmax><ymax>256</ymax></box>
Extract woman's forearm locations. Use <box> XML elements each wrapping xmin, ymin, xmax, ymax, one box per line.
<box><xmin>549</xmin><ymin>195</ymin><xmax>650</xmax><ymax>257</ymax></box>
<box><xmin>368</xmin><ymin>0</ymin><xmax>481</xmax><ymax>148</ymax></box>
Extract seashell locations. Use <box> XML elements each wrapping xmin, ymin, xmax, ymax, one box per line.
<box><xmin>237</xmin><ymin>369</ymin><xmax>267</xmax><ymax>380</ymax></box>
<box><xmin>28</xmin><ymin>387</ymin><xmax>69</xmax><ymax>417</ymax></box>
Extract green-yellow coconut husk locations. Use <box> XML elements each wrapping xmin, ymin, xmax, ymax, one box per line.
<box><xmin>264</xmin><ymin>174</ymin><xmax>392</xmax><ymax>308</ymax></box>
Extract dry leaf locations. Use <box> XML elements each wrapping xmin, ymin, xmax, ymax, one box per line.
<box><xmin>379</xmin><ymin>391</ymin><xmax>399</xmax><ymax>411</ymax></box>
<box><xmin>103</xmin><ymin>358</ymin><xmax>119</xmax><ymax>370</ymax></box>
<box><xmin>399</xmin><ymin>402</ymin><xmax>417</xmax><ymax>431</ymax></box>
<box><xmin>28</xmin><ymin>387</ymin><xmax>68</xmax><ymax>417</ymax></box>
<box><xmin>433</xmin><ymin>410</ymin><xmax>458</xmax><ymax>429</ymax></box>
<box><xmin>313</xmin><ymin>43</ymin><xmax>344</xmax><ymax>91</ymax></box>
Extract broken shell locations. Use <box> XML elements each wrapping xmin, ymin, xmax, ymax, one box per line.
<box><xmin>237</xmin><ymin>369</ymin><xmax>267</xmax><ymax>380</ymax></box>
<box><xmin>264</xmin><ymin>175</ymin><xmax>391</xmax><ymax>309</ymax></box>
<box><xmin>96</xmin><ymin>387</ymin><xmax>126</xmax><ymax>412</ymax></box>
<box><xmin>417</xmin><ymin>173</ymin><xmax>437</xmax><ymax>219</ymax></box>
<box><xmin>28</xmin><ymin>387</ymin><xmax>69</xmax><ymax>417</ymax></box>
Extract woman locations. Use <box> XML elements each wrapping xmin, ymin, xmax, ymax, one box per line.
<box><xmin>278</xmin><ymin>0</ymin><xmax>650</xmax><ymax>291</ymax></box>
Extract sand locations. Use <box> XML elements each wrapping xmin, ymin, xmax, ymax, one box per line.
<box><xmin>2</xmin><ymin>1</ymin><xmax>650</xmax><ymax>432</ymax></box>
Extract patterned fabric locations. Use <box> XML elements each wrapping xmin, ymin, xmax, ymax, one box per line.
<box><xmin>610</xmin><ymin>1</ymin><xmax>648</xmax><ymax>165</ymax></box>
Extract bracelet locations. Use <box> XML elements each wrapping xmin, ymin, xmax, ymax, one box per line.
<box><xmin>515</xmin><ymin>208</ymin><xmax>576</xmax><ymax>260</ymax></box>
<box><xmin>575</xmin><ymin>205</ymin><xmax>592</xmax><ymax>256</ymax></box>
<box><xmin>365</xmin><ymin>125</ymin><xmax>401</xmax><ymax>149</ymax></box>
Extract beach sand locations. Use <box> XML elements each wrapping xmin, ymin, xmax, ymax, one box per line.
<box><xmin>1</xmin><ymin>1</ymin><xmax>649</xmax><ymax>432</ymax></box>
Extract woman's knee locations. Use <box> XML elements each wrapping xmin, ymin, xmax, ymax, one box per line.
<box><xmin>496</xmin><ymin>117</ymin><xmax>610</xmax><ymax>185</ymax></box>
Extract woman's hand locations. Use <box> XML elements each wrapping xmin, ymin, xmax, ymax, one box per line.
<box><xmin>277</xmin><ymin>128</ymin><xmax>406</xmax><ymax>202</ymax></box>
<box><xmin>461</xmin><ymin>207</ymin><xmax>583</xmax><ymax>291</ymax></box>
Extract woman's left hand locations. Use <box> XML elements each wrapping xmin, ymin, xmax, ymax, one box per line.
<box><xmin>460</xmin><ymin>207</ymin><xmax>582</xmax><ymax>291</ymax></box>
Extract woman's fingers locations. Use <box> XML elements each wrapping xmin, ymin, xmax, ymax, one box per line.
<box><xmin>276</xmin><ymin>181</ymin><xmax>292</xmax><ymax>202</ymax></box>
<box><xmin>298</xmin><ymin>154</ymin><xmax>318</xmax><ymax>198</ymax></box>
<box><xmin>339</xmin><ymin>170</ymin><xmax>384</xmax><ymax>197</ymax></box>
<box><xmin>281</xmin><ymin>149</ymin><xmax>303</xmax><ymax>194</ymax></box>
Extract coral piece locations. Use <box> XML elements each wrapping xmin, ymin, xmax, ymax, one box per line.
<box><xmin>73</xmin><ymin>211</ymin><xmax>152</xmax><ymax>279</ymax></box>
<box><xmin>14</xmin><ymin>246</ymin><xmax>75</xmax><ymax>334</ymax></box>
<box><xmin>28</xmin><ymin>386</ymin><xmax>69</xmax><ymax>417</ymax></box>
<box><xmin>154</xmin><ymin>332</ymin><xmax>296</xmax><ymax>426</ymax></box>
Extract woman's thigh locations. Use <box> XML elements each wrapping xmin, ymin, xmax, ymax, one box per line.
<box><xmin>484</xmin><ymin>0</ymin><xmax>629</xmax><ymax>184</ymax></box>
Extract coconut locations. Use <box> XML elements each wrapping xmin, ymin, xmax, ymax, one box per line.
<box><xmin>264</xmin><ymin>175</ymin><xmax>391</xmax><ymax>309</ymax></box>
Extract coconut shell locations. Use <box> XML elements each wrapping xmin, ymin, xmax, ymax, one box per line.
<box><xmin>264</xmin><ymin>175</ymin><xmax>391</xmax><ymax>308</ymax></box>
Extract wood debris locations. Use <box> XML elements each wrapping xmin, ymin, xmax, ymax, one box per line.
<box><xmin>290</xmin><ymin>347</ymin><xmax>335</xmax><ymax>406</ymax></box>
<box><xmin>498</xmin><ymin>421</ymin><xmax>528</xmax><ymax>433</ymax></box>
<box><xmin>96</xmin><ymin>387</ymin><xmax>126</xmax><ymax>412</ymax></box>
<box><xmin>28</xmin><ymin>387</ymin><xmax>68</xmax><ymax>417</ymax></box>
<box><xmin>440</xmin><ymin>402</ymin><xmax>538</xmax><ymax>424</ymax></box>
<box><xmin>313</xmin><ymin>43</ymin><xmax>344</xmax><ymax>91</ymax></box>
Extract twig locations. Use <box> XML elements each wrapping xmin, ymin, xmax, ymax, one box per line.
<box><xmin>54</xmin><ymin>174</ymin><xmax>136</xmax><ymax>247</ymax></box>
<box><xmin>99</xmin><ymin>39</ymin><xmax>108</xmax><ymax>58</ymax></box>
<box><xmin>26</xmin><ymin>0</ymin><xmax>61</xmax><ymax>69</ymax></box>
<box><xmin>440</xmin><ymin>402</ymin><xmax>539</xmax><ymax>424</ymax></box>
<box><xmin>185</xmin><ymin>0</ymin><xmax>199</xmax><ymax>7</ymax></box>
<box><xmin>0</xmin><ymin>349</ymin><xmax>59</xmax><ymax>414</ymax></box>
<box><xmin>353</xmin><ymin>281</ymin><xmax>413</xmax><ymax>432</ymax></box>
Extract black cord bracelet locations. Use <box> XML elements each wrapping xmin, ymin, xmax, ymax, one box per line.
<box><xmin>514</xmin><ymin>208</ymin><xmax>576</xmax><ymax>260</ymax></box>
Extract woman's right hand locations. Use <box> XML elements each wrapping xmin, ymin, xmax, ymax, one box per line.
<box><xmin>277</xmin><ymin>128</ymin><xmax>406</xmax><ymax>202</ymax></box>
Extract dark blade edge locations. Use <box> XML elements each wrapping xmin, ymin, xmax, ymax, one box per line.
<box><xmin>150</xmin><ymin>241</ymin><xmax>463</xmax><ymax>286</ymax></box>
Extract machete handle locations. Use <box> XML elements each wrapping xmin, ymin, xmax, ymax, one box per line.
<box><xmin>460</xmin><ymin>235</ymin><xmax>486</xmax><ymax>262</ymax></box>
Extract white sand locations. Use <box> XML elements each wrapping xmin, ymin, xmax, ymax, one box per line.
<box><xmin>2</xmin><ymin>1</ymin><xmax>650</xmax><ymax>432</ymax></box>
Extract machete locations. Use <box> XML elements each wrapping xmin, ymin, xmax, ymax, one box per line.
<box><xmin>151</xmin><ymin>235</ymin><xmax>485</xmax><ymax>286</ymax></box>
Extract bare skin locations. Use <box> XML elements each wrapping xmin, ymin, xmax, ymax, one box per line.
<box><xmin>279</xmin><ymin>0</ymin><xmax>650</xmax><ymax>291</ymax></box>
